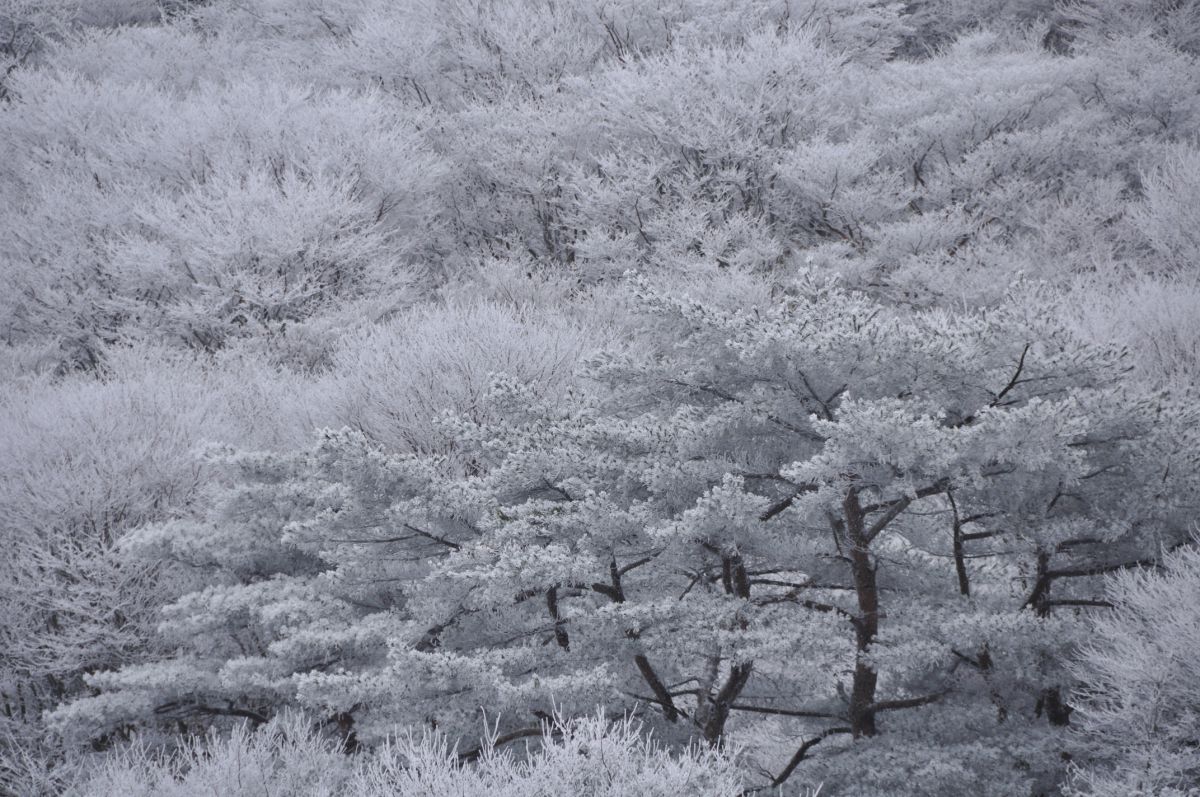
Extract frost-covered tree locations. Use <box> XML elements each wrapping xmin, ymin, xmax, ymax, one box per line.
<box><xmin>394</xmin><ymin>271</ymin><xmax>1196</xmax><ymax>793</ymax></box>
<box><xmin>1066</xmin><ymin>544</ymin><xmax>1200</xmax><ymax>797</ymax></box>
<box><xmin>323</xmin><ymin>292</ymin><xmax>609</xmax><ymax>456</ymax></box>
<box><xmin>0</xmin><ymin>348</ymin><xmax>326</xmax><ymax>782</ymax></box>
<box><xmin>58</xmin><ymin>271</ymin><xmax>1197</xmax><ymax>794</ymax></box>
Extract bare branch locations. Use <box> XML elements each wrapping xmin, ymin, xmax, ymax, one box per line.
<box><xmin>665</xmin><ymin>379</ymin><xmax>824</xmax><ymax>441</ymax></box>
<box><xmin>860</xmin><ymin>479</ymin><xmax>950</xmax><ymax>519</ymax></box>
<box><xmin>749</xmin><ymin>578</ymin><xmax>855</xmax><ymax>591</ymax></box>
<box><xmin>863</xmin><ymin>496</ymin><xmax>911</xmax><ymax>542</ymax></box>
<box><xmin>401</xmin><ymin>523</ymin><xmax>461</xmax><ymax>550</ymax></box>
<box><xmin>766</xmin><ymin>726</ymin><xmax>852</xmax><ymax>789</ymax></box>
<box><xmin>634</xmin><ymin>654</ymin><xmax>680</xmax><ymax>722</ymax></box>
<box><xmin>1046</xmin><ymin>555</ymin><xmax>1165</xmax><ymax>579</ymax></box>
<box><xmin>626</xmin><ymin>693</ymin><xmax>691</xmax><ymax>718</ymax></box>
<box><xmin>759</xmin><ymin>483</ymin><xmax>819</xmax><ymax>522</ymax></box>
<box><xmin>459</xmin><ymin>726</ymin><xmax>555</xmax><ymax>762</ymax></box>
<box><xmin>155</xmin><ymin>702</ymin><xmax>269</xmax><ymax>725</ymax></box>
<box><xmin>992</xmin><ymin>343</ymin><xmax>1031</xmax><ymax>406</ymax></box>
<box><xmin>754</xmin><ymin>591</ymin><xmax>857</xmax><ymax>622</ymax></box>
<box><xmin>618</xmin><ymin>554</ymin><xmax>658</xmax><ymax>576</ymax></box>
<box><xmin>869</xmin><ymin>690</ymin><xmax>948</xmax><ymax>713</ymax></box>
<box><xmin>1042</xmin><ymin>599</ymin><xmax>1113</xmax><ymax>608</ymax></box>
<box><xmin>729</xmin><ymin>703</ymin><xmax>844</xmax><ymax>720</ymax></box>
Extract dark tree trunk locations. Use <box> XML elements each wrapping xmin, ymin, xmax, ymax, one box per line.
<box><xmin>698</xmin><ymin>555</ymin><xmax>755</xmax><ymax>744</ymax></box>
<box><xmin>700</xmin><ymin>661</ymin><xmax>754</xmax><ymax>745</ymax></box>
<box><xmin>1029</xmin><ymin>549</ymin><xmax>1053</xmax><ymax>618</ymax></box>
<box><xmin>603</xmin><ymin>556</ymin><xmax>680</xmax><ymax>723</ymax></box>
<box><xmin>843</xmin><ymin>490</ymin><xmax>880</xmax><ymax>738</ymax></box>
<box><xmin>948</xmin><ymin>491</ymin><xmax>971</xmax><ymax>596</ymax></box>
<box><xmin>546</xmin><ymin>586</ymin><xmax>570</xmax><ymax>650</ymax></box>
<box><xmin>848</xmin><ymin>544</ymin><xmax>880</xmax><ymax>738</ymax></box>
<box><xmin>1036</xmin><ymin>686</ymin><xmax>1073</xmax><ymax>726</ymax></box>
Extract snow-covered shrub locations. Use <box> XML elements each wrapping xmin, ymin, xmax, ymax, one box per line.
<box><xmin>1061</xmin><ymin>0</ymin><xmax>1200</xmax><ymax>55</ymax></box>
<box><xmin>1130</xmin><ymin>144</ymin><xmax>1200</xmax><ymax>271</ymax></box>
<box><xmin>1067</xmin><ymin>545</ymin><xmax>1200</xmax><ymax>796</ymax></box>
<box><xmin>69</xmin><ymin>712</ymin><xmax>748</xmax><ymax>797</ymax></box>
<box><xmin>322</xmin><ymin>295</ymin><xmax>607</xmax><ymax>455</ymax></box>
<box><xmin>1069</xmin><ymin>272</ymin><xmax>1200</xmax><ymax>383</ymax></box>
<box><xmin>0</xmin><ymin>72</ymin><xmax>446</xmax><ymax>363</ymax></box>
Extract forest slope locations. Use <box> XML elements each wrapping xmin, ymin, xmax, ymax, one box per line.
<box><xmin>2</xmin><ymin>2</ymin><xmax>1200</xmax><ymax>795</ymax></box>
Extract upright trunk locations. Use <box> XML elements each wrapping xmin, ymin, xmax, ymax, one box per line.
<box><xmin>1036</xmin><ymin>686</ymin><xmax>1073</xmax><ymax>726</ymax></box>
<box><xmin>847</xmin><ymin>544</ymin><xmax>879</xmax><ymax>737</ymax></box>
<box><xmin>948</xmin><ymin>491</ymin><xmax>971</xmax><ymax>597</ymax></box>
<box><xmin>843</xmin><ymin>489</ymin><xmax>879</xmax><ymax>738</ymax></box>
<box><xmin>603</xmin><ymin>556</ymin><xmax>681</xmax><ymax>723</ymax></box>
<box><xmin>699</xmin><ymin>661</ymin><xmax>753</xmax><ymax>745</ymax></box>
<box><xmin>546</xmin><ymin>586</ymin><xmax>570</xmax><ymax>650</ymax></box>
<box><xmin>695</xmin><ymin>554</ymin><xmax>754</xmax><ymax>745</ymax></box>
<box><xmin>1030</xmin><ymin>549</ymin><xmax>1052</xmax><ymax>618</ymax></box>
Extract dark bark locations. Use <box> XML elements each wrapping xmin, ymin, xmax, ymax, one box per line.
<box><xmin>546</xmin><ymin>586</ymin><xmax>570</xmax><ymax>651</ymax></box>
<box><xmin>700</xmin><ymin>662</ymin><xmax>753</xmax><ymax>745</ymax></box>
<box><xmin>948</xmin><ymin>491</ymin><xmax>971</xmax><ymax>596</ymax></box>
<box><xmin>598</xmin><ymin>555</ymin><xmax>680</xmax><ymax>723</ymax></box>
<box><xmin>1036</xmin><ymin>686</ymin><xmax>1073</xmax><ymax>727</ymax></box>
<box><xmin>458</xmin><ymin>726</ymin><xmax>553</xmax><ymax>762</ymax></box>
<box><xmin>330</xmin><ymin>711</ymin><xmax>361</xmax><ymax>753</ymax></box>
<box><xmin>768</xmin><ymin>727</ymin><xmax>853</xmax><ymax>789</ymax></box>
<box><xmin>728</xmin><ymin>703</ymin><xmax>843</xmax><ymax>720</ymax></box>
<box><xmin>725</xmin><ymin>553</ymin><xmax>752</xmax><ymax>600</ymax></box>
<box><xmin>697</xmin><ymin>554</ymin><xmax>755</xmax><ymax>743</ymax></box>
<box><xmin>843</xmin><ymin>489</ymin><xmax>880</xmax><ymax>738</ymax></box>
<box><xmin>1027</xmin><ymin>549</ymin><xmax>1053</xmax><ymax>617</ymax></box>
<box><xmin>634</xmin><ymin>654</ymin><xmax>680</xmax><ymax>722</ymax></box>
